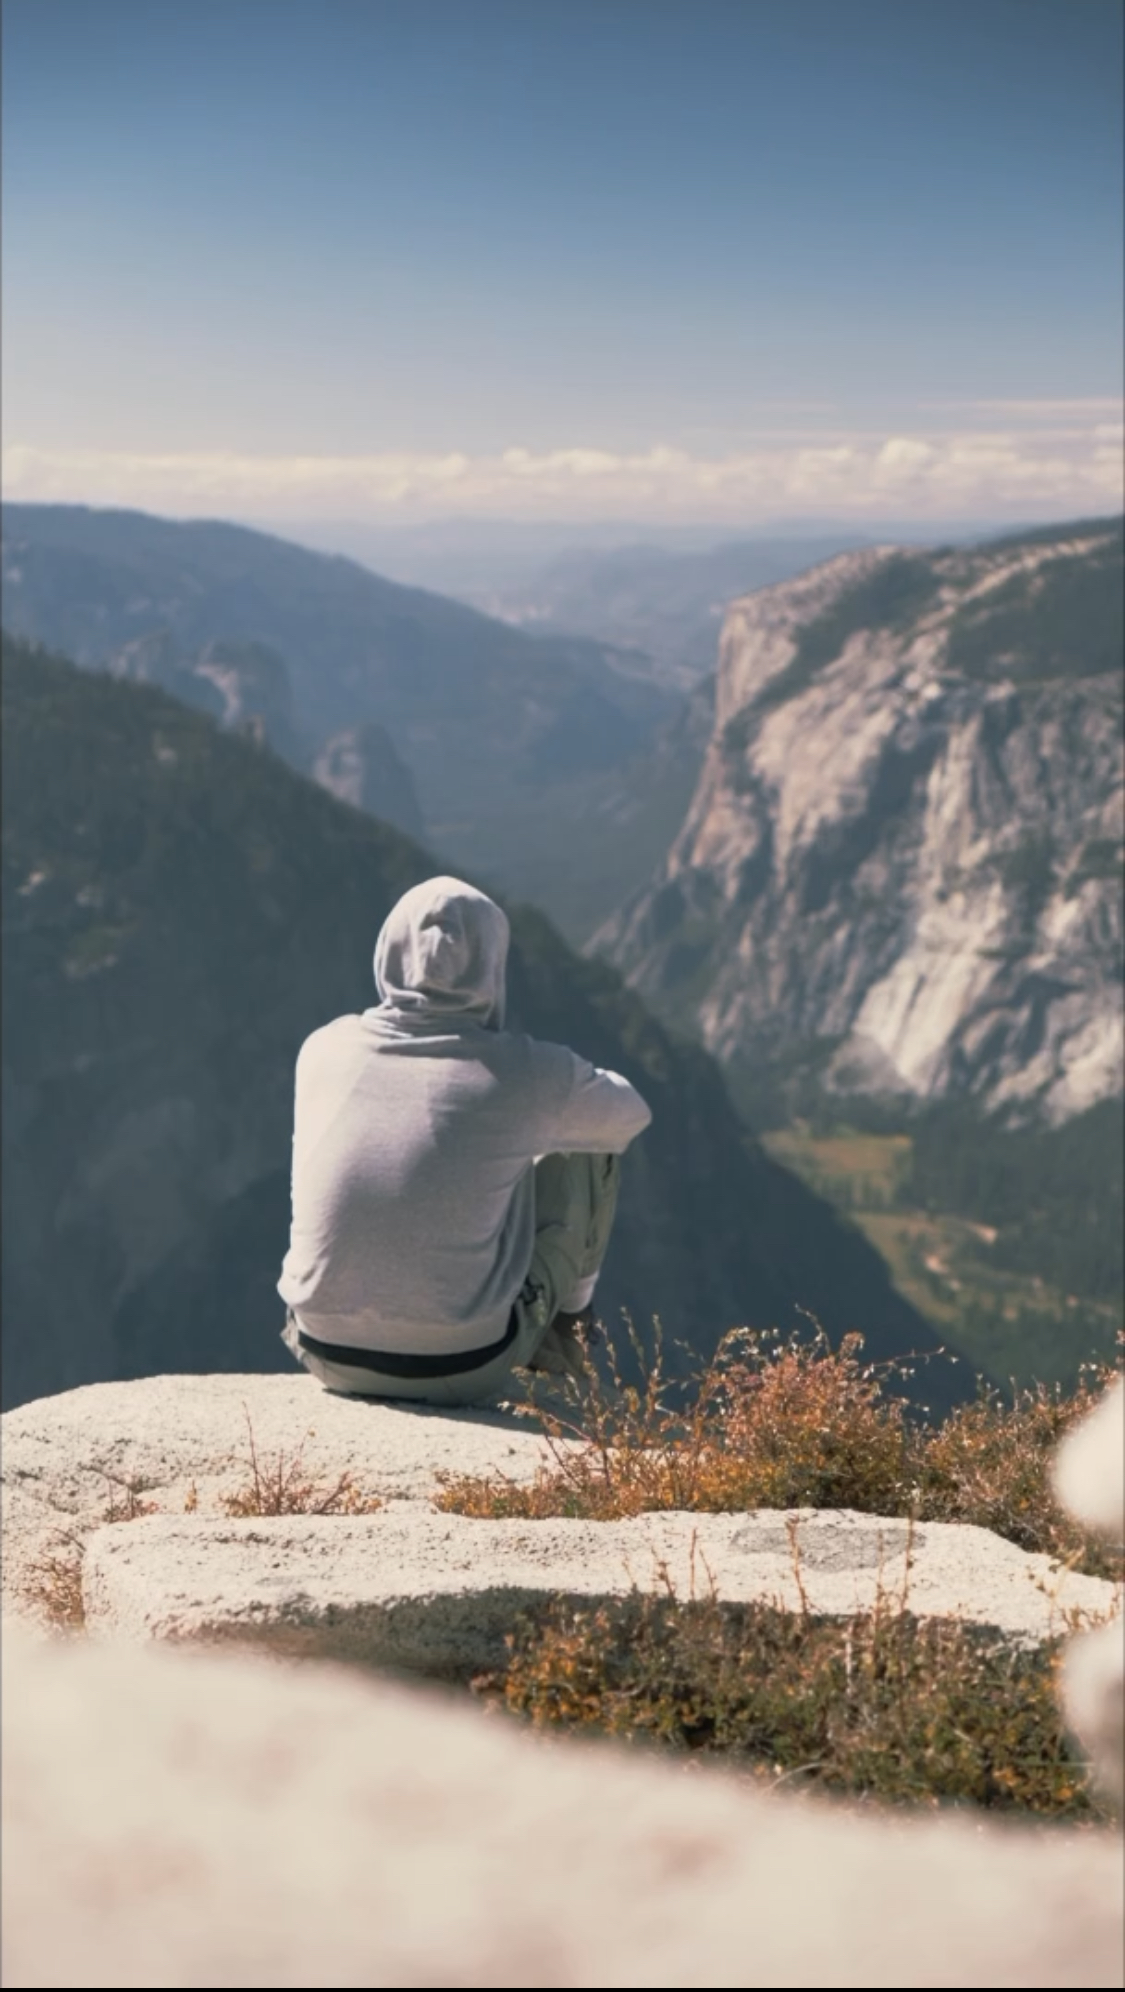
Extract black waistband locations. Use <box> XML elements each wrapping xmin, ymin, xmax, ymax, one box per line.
<box><xmin>294</xmin><ymin>1305</ymin><xmax>520</xmax><ymax>1380</ymax></box>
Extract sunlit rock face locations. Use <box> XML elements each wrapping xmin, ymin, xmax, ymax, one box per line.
<box><xmin>597</xmin><ymin>521</ymin><xmax>1124</xmax><ymax>1125</ymax></box>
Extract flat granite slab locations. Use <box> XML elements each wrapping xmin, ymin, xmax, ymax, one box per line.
<box><xmin>81</xmin><ymin>1507</ymin><xmax>1119</xmax><ymax>1673</ymax></box>
<box><xmin>2</xmin><ymin>1372</ymin><xmax>556</xmax><ymax>1510</ymax></box>
<box><xmin>2</xmin><ymin>1374</ymin><xmax>562</xmax><ymax>1617</ymax></box>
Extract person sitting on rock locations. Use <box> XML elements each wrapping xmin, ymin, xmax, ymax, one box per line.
<box><xmin>278</xmin><ymin>875</ymin><xmax>652</xmax><ymax>1404</ymax></box>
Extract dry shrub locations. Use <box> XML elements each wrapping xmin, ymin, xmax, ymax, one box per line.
<box><xmin>19</xmin><ymin>1536</ymin><xmax>87</xmax><ymax>1632</ymax></box>
<box><xmin>98</xmin><ymin>1468</ymin><xmax>160</xmax><ymax>1522</ymax></box>
<box><xmin>440</xmin><ymin>1325</ymin><xmax>908</xmax><ymax>1521</ymax></box>
<box><xmin>16</xmin><ymin>1470</ymin><xmax>166</xmax><ymax>1631</ymax></box>
<box><xmin>438</xmin><ymin>1322</ymin><xmax>1122</xmax><ymax>1581</ymax></box>
<box><xmin>704</xmin><ymin>1329</ymin><xmax>910</xmax><ymax>1513</ymax></box>
<box><xmin>487</xmin><ymin>1589</ymin><xmax>1113</xmax><ymax>1820</ymax></box>
<box><xmin>219</xmin><ymin>1408</ymin><xmax>382</xmax><ymax>1517</ymax></box>
<box><xmin>917</xmin><ymin>1369</ymin><xmax>1121</xmax><ymax>1578</ymax></box>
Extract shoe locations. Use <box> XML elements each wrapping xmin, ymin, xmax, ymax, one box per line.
<box><xmin>555</xmin><ymin>1305</ymin><xmax>598</xmax><ymax>1341</ymax></box>
<box><xmin>527</xmin><ymin>1307</ymin><xmax>598</xmax><ymax>1380</ymax></box>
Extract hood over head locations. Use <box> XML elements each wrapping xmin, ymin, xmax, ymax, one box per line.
<box><xmin>373</xmin><ymin>876</ymin><xmax>509</xmax><ymax>1031</ymax></box>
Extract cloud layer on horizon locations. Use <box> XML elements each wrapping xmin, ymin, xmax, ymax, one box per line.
<box><xmin>3</xmin><ymin>413</ymin><xmax>1122</xmax><ymax>525</ymax></box>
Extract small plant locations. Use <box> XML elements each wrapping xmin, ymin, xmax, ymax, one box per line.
<box><xmin>219</xmin><ymin>1407</ymin><xmax>382</xmax><ymax>1517</ymax></box>
<box><xmin>482</xmin><ymin>1587</ymin><xmax>1115</xmax><ymax>1820</ymax></box>
<box><xmin>19</xmin><ymin>1535</ymin><xmax>86</xmax><ymax>1631</ymax></box>
<box><xmin>99</xmin><ymin>1467</ymin><xmax>160</xmax><ymax>1523</ymax></box>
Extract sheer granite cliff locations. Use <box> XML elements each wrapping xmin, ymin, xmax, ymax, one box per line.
<box><xmin>597</xmin><ymin>520</ymin><xmax>1124</xmax><ymax>1126</ymax></box>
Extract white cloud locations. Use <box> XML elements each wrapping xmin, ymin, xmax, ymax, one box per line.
<box><xmin>876</xmin><ymin>437</ymin><xmax>936</xmax><ymax>471</ymax></box>
<box><xmin>2</xmin><ymin>416</ymin><xmax>1122</xmax><ymax>524</ymax></box>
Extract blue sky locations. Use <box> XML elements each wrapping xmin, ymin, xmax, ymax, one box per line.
<box><xmin>3</xmin><ymin>0</ymin><xmax>1122</xmax><ymax>525</ymax></box>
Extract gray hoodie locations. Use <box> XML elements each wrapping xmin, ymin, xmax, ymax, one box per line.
<box><xmin>278</xmin><ymin>876</ymin><xmax>652</xmax><ymax>1358</ymax></box>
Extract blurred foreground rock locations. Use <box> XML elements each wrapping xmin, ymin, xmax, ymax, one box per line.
<box><xmin>3</xmin><ymin>1623</ymin><xmax>1123</xmax><ymax>1991</ymax></box>
<box><xmin>1056</xmin><ymin>1377</ymin><xmax>1125</xmax><ymax>1808</ymax></box>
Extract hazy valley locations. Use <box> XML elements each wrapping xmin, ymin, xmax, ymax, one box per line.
<box><xmin>2</xmin><ymin>506</ymin><xmax>1121</xmax><ymax>1400</ymax></box>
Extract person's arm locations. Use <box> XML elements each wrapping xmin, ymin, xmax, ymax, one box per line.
<box><xmin>538</xmin><ymin>1044</ymin><xmax>653</xmax><ymax>1154</ymax></box>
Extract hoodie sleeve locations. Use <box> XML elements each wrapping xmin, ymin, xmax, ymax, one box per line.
<box><xmin>535</xmin><ymin>1043</ymin><xmax>653</xmax><ymax>1154</ymax></box>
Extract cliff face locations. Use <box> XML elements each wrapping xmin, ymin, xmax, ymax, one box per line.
<box><xmin>311</xmin><ymin>722</ymin><xmax>425</xmax><ymax>841</ymax></box>
<box><xmin>597</xmin><ymin>520</ymin><xmax>1124</xmax><ymax>1125</ymax></box>
<box><xmin>111</xmin><ymin>633</ymin><xmax>306</xmax><ymax>761</ymax></box>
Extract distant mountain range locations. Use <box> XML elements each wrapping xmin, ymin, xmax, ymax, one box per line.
<box><xmin>1</xmin><ymin>633</ymin><xmax>958</xmax><ymax>1412</ymax></box>
<box><xmin>1</xmin><ymin>504</ymin><xmax>705</xmax><ymax>940</ymax></box>
<box><xmin>451</xmin><ymin>535</ymin><xmax>873</xmax><ymax>683</ymax></box>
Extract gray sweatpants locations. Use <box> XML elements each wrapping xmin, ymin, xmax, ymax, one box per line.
<box><xmin>283</xmin><ymin>1151</ymin><xmax>620</xmax><ymax>1407</ymax></box>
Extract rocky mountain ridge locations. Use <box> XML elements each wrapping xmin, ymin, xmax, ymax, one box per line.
<box><xmin>597</xmin><ymin>518</ymin><xmax>1124</xmax><ymax>1127</ymax></box>
<box><xmin>1</xmin><ymin>503</ymin><xmax>692</xmax><ymax>936</ymax></box>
